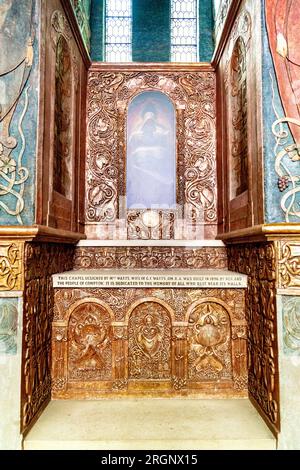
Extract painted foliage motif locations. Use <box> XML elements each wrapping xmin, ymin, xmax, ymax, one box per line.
<box><xmin>265</xmin><ymin>0</ymin><xmax>300</xmax><ymax>221</ymax></box>
<box><xmin>0</xmin><ymin>300</ymin><xmax>18</xmax><ymax>355</ymax></box>
<box><xmin>0</xmin><ymin>0</ymin><xmax>36</xmax><ymax>224</ymax></box>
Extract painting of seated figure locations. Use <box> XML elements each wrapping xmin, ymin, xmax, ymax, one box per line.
<box><xmin>126</xmin><ymin>91</ymin><xmax>176</xmax><ymax>209</ymax></box>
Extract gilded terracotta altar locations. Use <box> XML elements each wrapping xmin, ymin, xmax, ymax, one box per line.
<box><xmin>52</xmin><ymin>269</ymin><xmax>248</xmax><ymax>399</ymax></box>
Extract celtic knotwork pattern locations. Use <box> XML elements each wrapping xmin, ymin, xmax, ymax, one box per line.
<box><xmin>86</xmin><ymin>69</ymin><xmax>217</xmax><ymax>229</ymax></box>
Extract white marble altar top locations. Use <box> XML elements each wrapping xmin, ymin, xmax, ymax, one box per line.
<box><xmin>53</xmin><ymin>269</ymin><xmax>247</xmax><ymax>289</ymax></box>
<box><xmin>77</xmin><ymin>240</ymin><xmax>225</xmax><ymax>247</ymax></box>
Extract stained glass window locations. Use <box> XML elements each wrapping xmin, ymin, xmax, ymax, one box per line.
<box><xmin>171</xmin><ymin>0</ymin><xmax>198</xmax><ymax>62</ymax></box>
<box><xmin>105</xmin><ymin>0</ymin><xmax>132</xmax><ymax>62</ymax></box>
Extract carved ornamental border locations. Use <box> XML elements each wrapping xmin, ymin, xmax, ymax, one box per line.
<box><xmin>86</xmin><ymin>64</ymin><xmax>217</xmax><ymax>239</ymax></box>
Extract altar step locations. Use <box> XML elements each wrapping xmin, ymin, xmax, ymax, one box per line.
<box><xmin>23</xmin><ymin>398</ymin><xmax>276</xmax><ymax>450</ymax></box>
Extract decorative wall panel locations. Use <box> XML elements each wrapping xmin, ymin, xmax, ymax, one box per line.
<box><xmin>265</xmin><ymin>0</ymin><xmax>300</xmax><ymax>223</ymax></box>
<box><xmin>52</xmin><ymin>286</ymin><xmax>247</xmax><ymax>398</ymax></box>
<box><xmin>74</xmin><ymin>246</ymin><xmax>228</xmax><ymax>270</ymax></box>
<box><xmin>282</xmin><ymin>296</ymin><xmax>300</xmax><ymax>355</ymax></box>
<box><xmin>68</xmin><ymin>302</ymin><xmax>112</xmax><ymax>380</ymax></box>
<box><xmin>0</xmin><ymin>242</ymin><xmax>24</xmax><ymax>291</ymax></box>
<box><xmin>128</xmin><ymin>302</ymin><xmax>171</xmax><ymax>380</ymax></box>
<box><xmin>228</xmin><ymin>242</ymin><xmax>280</xmax><ymax>434</ymax></box>
<box><xmin>21</xmin><ymin>242</ymin><xmax>74</xmax><ymax>434</ymax></box>
<box><xmin>277</xmin><ymin>241</ymin><xmax>300</xmax><ymax>289</ymax></box>
<box><xmin>0</xmin><ymin>0</ymin><xmax>39</xmax><ymax>225</ymax></box>
<box><xmin>86</xmin><ymin>66</ymin><xmax>217</xmax><ymax>239</ymax></box>
<box><xmin>229</xmin><ymin>37</ymin><xmax>248</xmax><ymax>199</ymax></box>
<box><xmin>188</xmin><ymin>302</ymin><xmax>232</xmax><ymax>381</ymax></box>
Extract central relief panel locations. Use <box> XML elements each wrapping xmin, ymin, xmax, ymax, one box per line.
<box><xmin>86</xmin><ymin>65</ymin><xmax>217</xmax><ymax>239</ymax></box>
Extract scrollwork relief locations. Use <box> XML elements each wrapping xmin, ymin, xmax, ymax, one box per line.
<box><xmin>188</xmin><ymin>302</ymin><xmax>232</xmax><ymax>381</ymax></box>
<box><xmin>74</xmin><ymin>246</ymin><xmax>228</xmax><ymax>271</ymax></box>
<box><xmin>228</xmin><ymin>243</ymin><xmax>279</xmax><ymax>433</ymax></box>
<box><xmin>86</xmin><ymin>70</ymin><xmax>217</xmax><ymax>236</ymax></box>
<box><xmin>21</xmin><ymin>243</ymin><xmax>74</xmax><ymax>433</ymax></box>
<box><xmin>68</xmin><ymin>302</ymin><xmax>112</xmax><ymax>381</ymax></box>
<box><xmin>0</xmin><ymin>241</ymin><xmax>23</xmax><ymax>291</ymax></box>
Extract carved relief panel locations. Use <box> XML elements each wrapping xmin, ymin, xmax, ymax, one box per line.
<box><xmin>230</xmin><ymin>37</ymin><xmax>248</xmax><ymax>199</ymax></box>
<box><xmin>188</xmin><ymin>302</ymin><xmax>232</xmax><ymax>381</ymax></box>
<box><xmin>39</xmin><ymin>1</ymin><xmax>86</xmax><ymax>233</ymax></box>
<box><xmin>68</xmin><ymin>302</ymin><xmax>112</xmax><ymax>381</ymax></box>
<box><xmin>128</xmin><ymin>302</ymin><xmax>171</xmax><ymax>380</ymax></box>
<box><xmin>86</xmin><ymin>65</ymin><xmax>217</xmax><ymax>239</ymax></box>
<box><xmin>52</xmin><ymin>287</ymin><xmax>247</xmax><ymax>398</ymax></box>
<box><xmin>218</xmin><ymin>1</ymin><xmax>264</xmax><ymax>233</ymax></box>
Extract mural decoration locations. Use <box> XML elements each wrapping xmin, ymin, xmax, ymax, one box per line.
<box><xmin>215</xmin><ymin>0</ymin><xmax>232</xmax><ymax>43</ymax></box>
<box><xmin>230</xmin><ymin>37</ymin><xmax>248</xmax><ymax>199</ymax></box>
<box><xmin>53</xmin><ymin>35</ymin><xmax>72</xmax><ymax>198</ymax></box>
<box><xmin>265</xmin><ymin>0</ymin><xmax>300</xmax><ymax>222</ymax></box>
<box><xmin>282</xmin><ymin>296</ymin><xmax>300</xmax><ymax>354</ymax></box>
<box><xmin>70</xmin><ymin>0</ymin><xmax>91</xmax><ymax>51</ymax></box>
<box><xmin>0</xmin><ymin>299</ymin><xmax>18</xmax><ymax>355</ymax></box>
<box><xmin>127</xmin><ymin>91</ymin><xmax>176</xmax><ymax>209</ymax></box>
<box><xmin>0</xmin><ymin>0</ymin><xmax>35</xmax><ymax>225</ymax></box>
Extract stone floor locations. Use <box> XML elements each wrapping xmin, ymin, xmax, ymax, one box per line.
<box><xmin>24</xmin><ymin>398</ymin><xmax>276</xmax><ymax>450</ymax></box>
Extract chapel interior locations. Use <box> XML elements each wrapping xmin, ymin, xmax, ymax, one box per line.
<box><xmin>1</xmin><ymin>0</ymin><xmax>300</xmax><ymax>451</ymax></box>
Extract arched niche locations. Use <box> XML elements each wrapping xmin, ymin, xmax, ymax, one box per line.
<box><xmin>128</xmin><ymin>301</ymin><xmax>172</xmax><ymax>380</ymax></box>
<box><xmin>230</xmin><ymin>36</ymin><xmax>248</xmax><ymax>199</ymax></box>
<box><xmin>126</xmin><ymin>91</ymin><xmax>176</xmax><ymax>209</ymax></box>
<box><xmin>53</xmin><ymin>35</ymin><xmax>72</xmax><ymax>199</ymax></box>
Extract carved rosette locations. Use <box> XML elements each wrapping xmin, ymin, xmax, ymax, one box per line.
<box><xmin>86</xmin><ymin>70</ymin><xmax>217</xmax><ymax>235</ymax></box>
<box><xmin>188</xmin><ymin>302</ymin><xmax>232</xmax><ymax>381</ymax></box>
<box><xmin>0</xmin><ymin>242</ymin><xmax>24</xmax><ymax>290</ymax></box>
<box><xmin>68</xmin><ymin>302</ymin><xmax>112</xmax><ymax>381</ymax></box>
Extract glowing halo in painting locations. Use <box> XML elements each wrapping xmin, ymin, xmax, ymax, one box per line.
<box><xmin>126</xmin><ymin>91</ymin><xmax>176</xmax><ymax>209</ymax></box>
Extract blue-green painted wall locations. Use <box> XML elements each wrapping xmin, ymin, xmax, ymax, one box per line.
<box><xmin>199</xmin><ymin>0</ymin><xmax>214</xmax><ymax>61</ymax></box>
<box><xmin>90</xmin><ymin>0</ymin><xmax>215</xmax><ymax>62</ymax></box>
<box><xmin>132</xmin><ymin>0</ymin><xmax>170</xmax><ymax>62</ymax></box>
<box><xmin>90</xmin><ymin>0</ymin><xmax>104</xmax><ymax>61</ymax></box>
<box><xmin>0</xmin><ymin>0</ymin><xmax>39</xmax><ymax>226</ymax></box>
<box><xmin>261</xmin><ymin>1</ymin><xmax>300</xmax><ymax>223</ymax></box>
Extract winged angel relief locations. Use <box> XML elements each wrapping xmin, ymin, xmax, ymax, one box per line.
<box><xmin>266</xmin><ymin>0</ymin><xmax>300</xmax><ymax>221</ymax></box>
<box><xmin>0</xmin><ymin>0</ymin><xmax>33</xmax><ymax>223</ymax></box>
